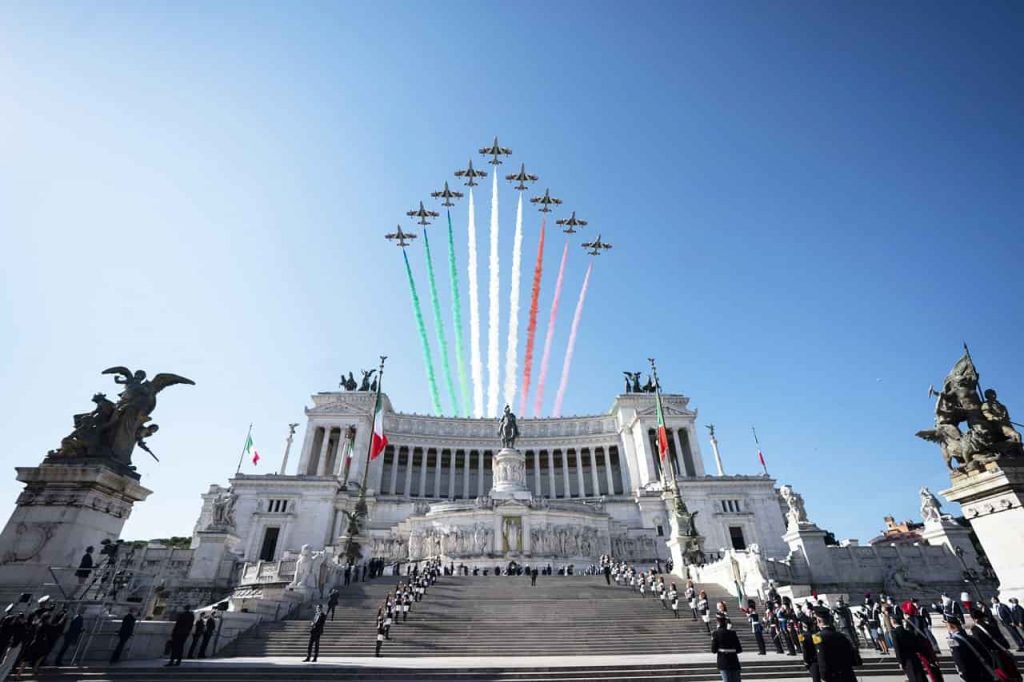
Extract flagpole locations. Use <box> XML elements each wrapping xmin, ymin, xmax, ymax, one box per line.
<box><xmin>648</xmin><ymin>357</ymin><xmax>678</xmax><ymax>491</ymax></box>
<box><xmin>752</xmin><ymin>426</ymin><xmax>769</xmax><ymax>476</ymax></box>
<box><xmin>235</xmin><ymin>424</ymin><xmax>253</xmax><ymax>476</ymax></box>
<box><xmin>343</xmin><ymin>355</ymin><xmax>387</xmax><ymax>567</ymax></box>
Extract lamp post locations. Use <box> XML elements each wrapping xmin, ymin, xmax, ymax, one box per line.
<box><xmin>954</xmin><ymin>546</ymin><xmax>983</xmax><ymax>603</ymax></box>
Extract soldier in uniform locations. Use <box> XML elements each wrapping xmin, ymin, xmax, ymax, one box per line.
<box><xmin>796</xmin><ymin>604</ymin><xmax>821</xmax><ymax>682</ymax></box>
<box><xmin>711</xmin><ymin>615</ymin><xmax>744</xmax><ymax>682</ymax></box>
<box><xmin>813</xmin><ymin>607</ymin><xmax>859</xmax><ymax>682</ymax></box>
<box><xmin>945</xmin><ymin>615</ymin><xmax>992</xmax><ymax>682</ymax></box>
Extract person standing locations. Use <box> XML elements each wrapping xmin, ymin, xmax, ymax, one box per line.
<box><xmin>74</xmin><ymin>547</ymin><xmax>94</xmax><ymax>588</ymax></box>
<box><xmin>992</xmin><ymin>597</ymin><xmax>1024</xmax><ymax>651</ymax></box>
<box><xmin>711</xmin><ymin>615</ymin><xmax>743</xmax><ymax>682</ymax></box>
<box><xmin>53</xmin><ymin>611</ymin><xmax>83</xmax><ymax>667</ymax></box>
<box><xmin>603</xmin><ymin>563</ymin><xmax>612</xmax><ymax>585</ymax></box>
<box><xmin>742</xmin><ymin>599</ymin><xmax>766</xmax><ymax>656</ymax></box>
<box><xmin>343</xmin><ymin>564</ymin><xmax>351</xmax><ymax>586</ymax></box>
<box><xmin>969</xmin><ymin>607</ymin><xmax>1021</xmax><ymax>682</ymax></box>
<box><xmin>327</xmin><ymin>589</ymin><xmax>339</xmax><ymax>622</ymax></box>
<box><xmin>303</xmin><ymin>605</ymin><xmax>326</xmax><ymax>663</ymax></box>
<box><xmin>166</xmin><ymin>606</ymin><xmax>194</xmax><ymax>667</ymax></box>
<box><xmin>945</xmin><ymin>616</ymin><xmax>993</xmax><ymax>682</ymax></box>
<box><xmin>187</xmin><ymin>613</ymin><xmax>205</xmax><ymax>659</ymax></box>
<box><xmin>197</xmin><ymin>614</ymin><xmax>216</xmax><ymax>658</ymax></box>
<box><xmin>699</xmin><ymin>591</ymin><xmax>711</xmax><ymax>634</ymax></box>
<box><xmin>110</xmin><ymin>610</ymin><xmax>136</xmax><ymax>664</ymax></box>
<box><xmin>891</xmin><ymin>613</ymin><xmax>928</xmax><ymax>682</ymax></box>
<box><xmin>531</xmin><ymin>568</ymin><xmax>538</xmax><ymax>587</ymax></box>
<box><xmin>813</xmin><ymin>607</ymin><xmax>859</xmax><ymax>682</ymax></box>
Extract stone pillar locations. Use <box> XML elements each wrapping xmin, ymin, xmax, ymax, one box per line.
<box><xmin>942</xmin><ymin>461</ymin><xmax>1024</xmax><ymax>601</ymax></box>
<box><xmin>532</xmin><ymin>452</ymin><xmax>541</xmax><ymax>495</ymax></box>
<box><xmin>547</xmin><ymin>450</ymin><xmax>556</xmax><ymax>498</ymax></box>
<box><xmin>448</xmin><ymin>451</ymin><xmax>456</xmax><ymax>500</ymax></box>
<box><xmin>188</xmin><ymin>529</ymin><xmax>240</xmax><ymax>583</ymax></box>
<box><xmin>295</xmin><ymin>424</ymin><xmax>318</xmax><ymax>477</ymax></box>
<box><xmin>781</xmin><ymin>521</ymin><xmax>830</xmax><ymax>587</ymax></box>
<box><xmin>388</xmin><ymin>445</ymin><xmax>399</xmax><ymax>495</ymax></box>
<box><xmin>708</xmin><ymin>432</ymin><xmax>726</xmax><ymax>477</ymax></box>
<box><xmin>463</xmin><ymin>452</ymin><xmax>471</xmax><ymax>499</ymax></box>
<box><xmin>0</xmin><ymin>464</ymin><xmax>152</xmax><ymax>600</ymax></box>
<box><xmin>560</xmin><ymin>450</ymin><xmax>571</xmax><ymax>499</ymax></box>
<box><xmin>315</xmin><ymin>427</ymin><xmax>332</xmax><ymax>477</ymax></box>
<box><xmin>403</xmin><ymin>448</ymin><xmax>414</xmax><ymax>497</ymax></box>
<box><xmin>433</xmin><ymin>451</ymin><xmax>442</xmax><ymax>498</ymax></box>
<box><xmin>417</xmin><ymin>449</ymin><xmax>428</xmax><ymax>497</ymax></box>
<box><xmin>574</xmin><ymin>450</ymin><xmax>586</xmax><ymax>498</ymax></box>
<box><xmin>478</xmin><ymin>450</ymin><xmax>486</xmax><ymax>497</ymax></box>
<box><xmin>603</xmin><ymin>448</ymin><xmax>616</xmax><ymax>495</ymax></box>
<box><xmin>588</xmin><ymin>449</ymin><xmax>601</xmax><ymax>497</ymax></box>
<box><xmin>919</xmin><ymin>517</ymin><xmax>983</xmax><ymax>572</ymax></box>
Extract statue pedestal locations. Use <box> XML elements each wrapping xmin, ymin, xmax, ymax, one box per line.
<box><xmin>782</xmin><ymin>522</ymin><xmax>828</xmax><ymax>585</ymax></box>
<box><xmin>0</xmin><ymin>463</ymin><xmax>152</xmax><ymax>600</ymax></box>
<box><xmin>188</xmin><ymin>529</ymin><xmax>240</xmax><ymax>582</ymax></box>
<box><xmin>942</xmin><ymin>460</ymin><xmax>1024</xmax><ymax>601</ymax></box>
<box><xmin>490</xmin><ymin>448</ymin><xmax>532</xmax><ymax>501</ymax></box>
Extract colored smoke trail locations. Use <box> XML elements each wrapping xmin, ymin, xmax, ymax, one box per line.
<box><xmin>402</xmin><ymin>249</ymin><xmax>443</xmax><ymax>415</ymax></box>
<box><xmin>486</xmin><ymin>171</ymin><xmax>500</xmax><ymax>417</ymax></box>
<box><xmin>502</xmin><ymin>194</ymin><xmax>524</xmax><ymax>409</ymax></box>
<box><xmin>552</xmin><ymin>262</ymin><xmax>593</xmax><ymax>418</ymax></box>
<box><xmin>519</xmin><ymin>218</ymin><xmax>545</xmax><ymax>416</ymax></box>
<box><xmin>422</xmin><ymin>228</ymin><xmax>457</xmax><ymax>416</ymax></box>
<box><xmin>467</xmin><ymin>189</ymin><xmax>484</xmax><ymax>418</ymax></box>
<box><xmin>447</xmin><ymin>210</ymin><xmax>470</xmax><ymax>417</ymax></box>
<box><xmin>533</xmin><ymin>240</ymin><xmax>569</xmax><ymax>416</ymax></box>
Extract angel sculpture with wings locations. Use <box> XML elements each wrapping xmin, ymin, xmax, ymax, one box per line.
<box><xmin>48</xmin><ymin>366</ymin><xmax>194</xmax><ymax>471</ymax></box>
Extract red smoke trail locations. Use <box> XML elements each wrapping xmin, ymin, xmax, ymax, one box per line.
<box><xmin>552</xmin><ymin>261</ymin><xmax>593</xmax><ymax>418</ymax></box>
<box><xmin>519</xmin><ymin>219</ymin><xmax>545</xmax><ymax>416</ymax></box>
<box><xmin>533</xmin><ymin>239</ymin><xmax>569</xmax><ymax>417</ymax></box>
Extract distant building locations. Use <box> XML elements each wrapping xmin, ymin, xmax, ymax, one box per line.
<box><xmin>869</xmin><ymin>515</ymin><xmax>924</xmax><ymax>546</ymax></box>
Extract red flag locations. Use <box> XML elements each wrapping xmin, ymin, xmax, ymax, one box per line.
<box><xmin>758</xmin><ymin>449</ymin><xmax>766</xmax><ymax>468</ymax></box>
<box><xmin>370</xmin><ymin>393</ymin><xmax>388</xmax><ymax>459</ymax></box>
<box><xmin>654</xmin><ymin>390</ymin><xmax>669</xmax><ymax>462</ymax></box>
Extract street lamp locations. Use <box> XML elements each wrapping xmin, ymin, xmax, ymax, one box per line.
<box><xmin>954</xmin><ymin>546</ymin><xmax>983</xmax><ymax>603</ymax></box>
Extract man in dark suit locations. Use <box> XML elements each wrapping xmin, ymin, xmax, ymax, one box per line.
<box><xmin>711</xmin><ymin>615</ymin><xmax>743</xmax><ymax>682</ymax></box>
<box><xmin>945</xmin><ymin>615</ymin><xmax>992</xmax><ymax>682</ymax></box>
<box><xmin>813</xmin><ymin>608</ymin><xmax>858</xmax><ymax>682</ymax></box>
<box><xmin>166</xmin><ymin>606</ymin><xmax>194</xmax><ymax>666</ymax></box>
<box><xmin>187</xmin><ymin>613</ymin><xmax>206</xmax><ymax>659</ymax></box>
<box><xmin>303</xmin><ymin>605</ymin><xmax>326</xmax><ymax>663</ymax></box>
<box><xmin>109</xmin><ymin>610</ymin><xmax>135</xmax><ymax>663</ymax></box>
<box><xmin>197</xmin><ymin>614</ymin><xmax>216</xmax><ymax>658</ymax></box>
<box><xmin>327</xmin><ymin>589</ymin><xmax>340</xmax><ymax>621</ymax></box>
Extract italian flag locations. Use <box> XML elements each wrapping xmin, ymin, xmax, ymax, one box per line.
<box><xmin>654</xmin><ymin>389</ymin><xmax>669</xmax><ymax>463</ymax></box>
<box><xmin>244</xmin><ymin>431</ymin><xmax>260</xmax><ymax>466</ymax></box>
<box><xmin>370</xmin><ymin>393</ymin><xmax>388</xmax><ymax>460</ymax></box>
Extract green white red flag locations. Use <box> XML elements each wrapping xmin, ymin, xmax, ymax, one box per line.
<box><xmin>244</xmin><ymin>431</ymin><xmax>260</xmax><ymax>465</ymax></box>
<box><xmin>654</xmin><ymin>389</ymin><xmax>669</xmax><ymax>463</ymax></box>
<box><xmin>370</xmin><ymin>393</ymin><xmax>388</xmax><ymax>459</ymax></box>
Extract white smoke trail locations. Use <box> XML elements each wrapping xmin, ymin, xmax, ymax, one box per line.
<box><xmin>552</xmin><ymin>262</ymin><xmax>593</xmax><ymax>418</ymax></box>
<box><xmin>486</xmin><ymin>171</ymin><xmax>500</xmax><ymax>417</ymax></box>
<box><xmin>467</xmin><ymin>189</ymin><xmax>484</xmax><ymax>418</ymax></box>
<box><xmin>503</xmin><ymin>193</ymin><xmax>523</xmax><ymax>409</ymax></box>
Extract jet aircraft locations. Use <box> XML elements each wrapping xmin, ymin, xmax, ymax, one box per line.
<box><xmin>582</xmin><ymin>235</ymin><xmax>612</xmax><ymax>256</ymax></box>
<box><xmin>406</xmin><ymin>201</ymin><xmax>440</xmax><ymax>226</ymax></box>
<box><xmin>430</xmin><ymin>181</ymin><xmax>464</xmax><ymax>207</ymax></box>
<box><xmin>555</xmin><ymin>211</ymin><xmax>588</xmax><ymax>234</ymax></box>
<box><xmin>505</xmin><ymin>163</ymin><xmax>539</xmax><ymax>191</ymax></box>
<box><xmin>385</xmin><ymin>225</ymin><xmax>418</xmax><ymax>248</ymax></box>
<box><xmin>454</xmin><ymin>159</ymin><xmax>487</xmax><ymax>187</ymax></box>
<box><xmin>479</xmin><ymin>136</ymin><xmax>512</xmax><ymax>165</ymax></box>
<box><xmin>529</xmin><ymin>188</ymin><xmax>562</xmax><ymax>213</ymax></box>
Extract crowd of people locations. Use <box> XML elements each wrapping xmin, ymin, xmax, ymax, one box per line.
<box><xmin>0</xmin><ymin>596</ymin><xmax>81</xmax><ymax>678</ymax></box>
<box><xmin>602</xmin><ymin>555</ymin><xmax>1024</xmax><ymax>682</ymax></box>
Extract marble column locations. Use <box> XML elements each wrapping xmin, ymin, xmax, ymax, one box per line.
<box><xmin>478</xmin><ymin>450</ymin><xmax>485</xmax><ymax>497</ymax></box>
<box><xmin>536</xmin><ymin>448</ymin><xmax>544</xmax><ymax>491</ymax></box>
<box><xmin>295</xmin><ymin>424</ymin><xmax>317</xmax><ymax>477</ymax></box>
<box><xmin>602</xmin><ymin>448</ymin><xmax>615</xmax><ymax>495</ymax></box>
<box><xmin>463</xmin><ymin>452</ymin><xmax>471</xmax><ymax>499</ymax></box>
<box><xmin>418</xmin><ymin>449</ymin><xmax>428</xmax><ymax>497</ymax></box>
<box><xmin>547</xmin><ymin>450</ymin><xmax>556</xmax><ymax>498</ymax></box>
<box><xmin>572</xmin><ymin>450</ymin><xmax>585</xmax><ymax>498</ymax></box>
<box><xmin>386</xmin><ymin>445</ymin><xmax>398</xmax><ymax>495</ymax></box>
<box><xmin>671</xmin><ymin>429</ymin><xmax>685</xmax><ymax>478</ymax></box>
<box><xmin>448</xmin><ymin>450</ymin><xmax>456</xmax><ymax>500</ymax></box>
<box><xmin>315</xmin><ymin>427</ymin><xmax>333</xmax><ymax>477</ymax></box>
<box><xmin>433</xmin><ymin>450</ymin><xmax>442</xmax><ymax>498</ymax></box>
<box><xmin>403</xmin><ymin>447</ymin><xmax>413</xmax><ymax>497</ymax></box>
<box><xmin>588</xmin><ymin>449</ymin><xmax>601</xmax><ymax>497</ymax></box>
<box><xmin>560</xmin><ymin>450</ymin><xmax>571</xmax><ymax>499</ymax></box>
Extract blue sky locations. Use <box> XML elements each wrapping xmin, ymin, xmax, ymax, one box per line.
<box><xmin>1</xmin><ymin>1</ymin><xmax>1022</xmax><ymax>544</ymax></box>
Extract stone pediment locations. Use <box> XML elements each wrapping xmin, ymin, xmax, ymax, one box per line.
<box><xmin>635</xmin><ymin>399</ymin><xmax>693</xmax><ymax>418</ymax></box>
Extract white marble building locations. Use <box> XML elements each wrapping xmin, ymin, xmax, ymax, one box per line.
<box><xmin>192</xmin><ymin>390</ymin><xmax>790</xmax><ymax>571</ymax></box>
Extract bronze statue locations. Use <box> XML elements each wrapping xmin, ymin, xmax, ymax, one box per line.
<box><xmin>359</xmin><ymin>369</ymin><xmax>376</xmax><ymax>391</ymax></box>
<box><xmin>47</xmin><ymin>367</ymin><xmax>195</xmax><ymax>474</ymax></box>
<box><xmin>917</xmin><ymin>349</ymin><xmax>1022</xmax><ymax>473</ymax></box>
<box><xmin>622</xmin><ymin>371</ymin><xmax>641</xmax><ymax>394</ymax></box>
<box><xmin>641</xmin><ymin>375</ymin><xmax>655</xmax><ymax>393</ymax></box>
<box><xmin>340</xmin><ymin>372</ymin><xmax>357</xmax><ymax>391</ymax></box>
<box><xmin>498</xmin><ymin>405</ymin><xmax>519</xmax><ymax>449</ymax></box>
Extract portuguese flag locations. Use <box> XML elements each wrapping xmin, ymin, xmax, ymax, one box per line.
<box><xmin>654</xmin><ymin>389</ymin><xmax>669</xmax><ymax>463</ymax></box>
<box><xmin>370</xmin><ymin>393</ymin><xmax>388</xmax><ymax>459</ymax></box>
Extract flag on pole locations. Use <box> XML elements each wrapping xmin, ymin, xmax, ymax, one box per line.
<box><xmin>758</xmin><ymin>449</ymin><xmax>766</xmax><ymax>469</ymax></box>
<box><xmin>244</xmin><ymin>431</ymin><xmax>260</xmax><ymax>466</ymax></box>
<box><xmin>654</xmin><ymin>389</ymin><xmax>669</xmax><ymax>463</ymax></box>
<box><xmin>370</xmin><ymin>393</ymin><xmax>388</xmax><ymax>459</ymax></box>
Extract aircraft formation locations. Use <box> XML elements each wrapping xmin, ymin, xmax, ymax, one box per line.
<box><xmin>385</xmin><ymin>136</ymin><xmax>613</xmax><ymax>419</ymax></box>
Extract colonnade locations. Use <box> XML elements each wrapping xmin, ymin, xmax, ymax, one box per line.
<box><xmin>376</xmin><ymin>445</ymin><xmax>626</xmax><ymax>500</ymax></box>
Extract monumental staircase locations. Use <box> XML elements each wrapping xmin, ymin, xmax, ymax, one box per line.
<box><xmin>29</xmin><ymin>574</ymin><xmax>974</xmax><ymax>680</ymax></box>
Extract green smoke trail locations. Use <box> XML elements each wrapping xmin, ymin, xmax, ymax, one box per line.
<box><xmin>422</xmin><ymin>228</ymin><xmax>459</xmax><ymax>416</ymax></box>
<box><xmin>447</xmin><ymin>210</ymin><xmax>470</xmax><ymax>416</ymax></box>
<box><xmin>403</xmin><ymin>249</ymin><xmax>443</xmax><ymax>415</ymax></box>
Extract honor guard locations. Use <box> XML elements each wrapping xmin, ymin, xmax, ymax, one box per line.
<box><xmin>812</xmin><ymin>607</ymin><xmax>859</xmax><ymax>682</ymax></box>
